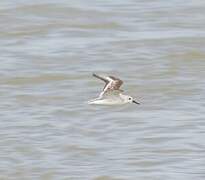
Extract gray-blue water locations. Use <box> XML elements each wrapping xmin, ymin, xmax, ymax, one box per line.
<box><xmin>0</xmin><ymin>0</ymin><xmax>205</xmax><ymax>179</ymax></box>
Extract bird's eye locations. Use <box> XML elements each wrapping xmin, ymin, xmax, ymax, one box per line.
<box><xmin>129</xmin><ymin>98</ymin><xmax>131</xmax><ymax>100</ymax></box>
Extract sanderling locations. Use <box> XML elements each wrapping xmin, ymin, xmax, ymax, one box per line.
<box><xmin>88</xmin><ymin>73</ymin><xmax>140</xmax><ymax>105</ymax></box>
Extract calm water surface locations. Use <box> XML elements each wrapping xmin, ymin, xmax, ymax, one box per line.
<box><xmin>0</xmin><ymin>0</ymin><xmax>205</xmax><ymax>179</ymax></box>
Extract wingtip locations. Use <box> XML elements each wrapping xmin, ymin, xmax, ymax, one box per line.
<box><xmin>92</xmin><ymin>73</ymin><xmax>97</xmax><ymax>77</ymax></box>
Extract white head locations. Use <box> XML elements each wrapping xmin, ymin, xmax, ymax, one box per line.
<box><xmin>120</xmin><ymin>94</ymin><xmax>140</xmax><ymax>104</ymax></box>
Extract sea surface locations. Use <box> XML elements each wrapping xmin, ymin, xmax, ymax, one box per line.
<box><xmin>0</xmin><ymin>0</ymin><xmax>205</xmax><ymax>179</ymax></box>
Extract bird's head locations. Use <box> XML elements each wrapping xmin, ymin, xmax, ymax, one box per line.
<box><xmin>124</xmin><ymin>95</ymin><xmax>140</xmax><ymax>104</ymax></box>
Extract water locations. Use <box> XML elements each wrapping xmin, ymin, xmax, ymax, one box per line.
<box><xmin>0</xmin><ymin>0</ymin><xmax>205</xmax><ymax>179</ymax></box>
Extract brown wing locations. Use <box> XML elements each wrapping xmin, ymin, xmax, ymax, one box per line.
<box><xmin>102</xmin><ymin>76</ymin><xmax>123</xmax><ymax>94</ymax></box>
<box><xmin>93</xmin><ymin>73</ymin><xmax>110</xmax><ymax>92</ymax></box>
<box><xmin>93</xmin><ymin>74</ymin><xmax>123</xmax><ymax>97</ymax></box>
<box><xmin>93</xmin><ymin>73</ymin><xmax>109</xmax><ymax>83</ymax></box>
<box><xmin>108</xmin><ymin>76</ymin><xmax>123</xmax><ymax>90</ymax></box>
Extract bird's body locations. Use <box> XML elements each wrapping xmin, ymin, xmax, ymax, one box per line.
<box><xmin>88</xmin><ymin>93</ymin><xmax>128</xmax><ymax>105</ymax></box>
<box><xmin>88</xmin><ymin>98</ymin><xmax>123</xmax><ymax>105</ymax></box>
<box><xmin>88</xmin><ymin>73</ymin><xmax>140</xmax><ymax>105</ymax></box>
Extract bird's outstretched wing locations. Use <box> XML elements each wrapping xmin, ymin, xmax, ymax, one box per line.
<box><xmin>93</xmin><ymin>73</ymin><xmax>123</xmax><ymax>98</ymax></box>
<box><xmin>106</xmin><ymin>76</ymin><xmax>123</xmax><ymax>91</ymax></box>
<box><xmin>93</xmin><ymin>73</ymin><xmax>109</xmax><ymax>83</ymax></box>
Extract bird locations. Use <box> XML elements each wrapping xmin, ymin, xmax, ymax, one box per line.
<box><xmin>88</xmin><ymin>73</ymin><xmax>140</xmax><ymax>105</ymax></box>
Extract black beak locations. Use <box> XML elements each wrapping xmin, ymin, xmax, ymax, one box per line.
<box><xmin>132</xmin><ymin>100</ymin><xmax>140</xmax><ymax>104</ymax></box>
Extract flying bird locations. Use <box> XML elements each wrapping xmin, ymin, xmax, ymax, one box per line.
<box><xmin>88</xmin><ymin>73</ymin><xmax>140</xmax><ymax>105</ymax></box>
